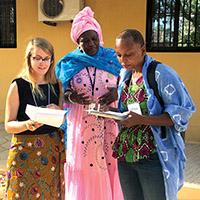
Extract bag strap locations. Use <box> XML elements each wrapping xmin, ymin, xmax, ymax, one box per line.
<box><xmin>147</xmin><ymin>61</ymin><xmax>185</xmax><ymax>141</ymax></box>
<box><xmin>147</xmin><ymin>61</ymin><xmax>166</xmax><ymax>138</ymax></box>
<box><xmin>147</xmin><ymin>61</ymin><xmax>163</xmax><ymax>106</ymax></box>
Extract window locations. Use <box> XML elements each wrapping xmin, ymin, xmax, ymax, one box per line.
<box><xmin>146</xmin><ymin>0</ymin><xmax>200</xmax><ymax>52</ymax></box>
<box><xmin>0</xmin><ymin>0</ymin><xmax>16</xmax><ymax>48</ymax></box>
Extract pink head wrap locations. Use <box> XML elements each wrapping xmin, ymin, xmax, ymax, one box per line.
<box><xmin>70</xmin><ymin>6</ymin><xmax>104</xmax><ymax>46</ymax></box>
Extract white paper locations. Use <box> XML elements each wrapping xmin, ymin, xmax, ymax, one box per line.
<box><xmin>25</xmin><ymin>104</ymin><xmax>67</xmax><ymax>128</ymax></box>
<box><xmin>87</xmin><ymin>110</ymin><xmax>128</xmax><ymax>120</ymax></box>
<box><xmin>127</xmin><ymin>103</ymin><xmax>142</xmax><ymax>115</ymax></box>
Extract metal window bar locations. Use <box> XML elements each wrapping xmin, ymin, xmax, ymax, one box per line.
<box><xmin>187</xmin><ymin>0</ymin><xmax>192</xmax><ymax>46</ymax></box>
<box><xmin>157</xmin><ymin>0</ymin><xmax>161</xmax><ymax>48</ymax></box>
<box><xmin>181</xmin><ymin>0</ymin><xmax>186</xmax><ymax>47</ymax></box>
<box><xmin>0</xmin><ymin>0</ymin><xmax>16</xmax><ymax>48</ymax></box>
<box><xmin>194</xmin><ymin>0</ymin><xmax>198</xmax><ymax>47</ymax></box>
<box><xmin>146</xmin><ymin>0</ymin><xmax>153</xmax><ymax>49</ymax></box>
<box><xmin>169</xmin><ymin>0</ymin><xmax>173</xmax><ymax>47</ymax></box>
<box><xmin>146</xmin><ymin>0</ymin><xmax>200</xmax><ymax>51</ymax></box>
<box><xmin>163</xmin><ymin>0</ymin><xmax>167</xmax><ymax>47</ymax></box>
<box><xmin>174</xmin><ymin>0</ymin><xmax>180</xmax><ymax>49</ymax></box>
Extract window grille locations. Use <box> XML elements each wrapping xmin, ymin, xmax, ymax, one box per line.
<box><xmin>146</xmin><ymin>0</ymin><xmax>200</xmax><ymax>52</ymax></box>
<box><xmin>0</xmin><ymin>0</ymin><xmax>16</xmax><ymax>48</ymax></box>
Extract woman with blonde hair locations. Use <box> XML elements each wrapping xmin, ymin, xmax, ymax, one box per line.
<box><xmin>5</xmin><ymin>37</ymin><xmax>65</xmax><ymax>199</ymax></box>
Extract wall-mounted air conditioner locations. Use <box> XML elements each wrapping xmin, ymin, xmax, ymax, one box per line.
<box><xmin>38</xmin><ymin>0</ymin><xmax>84</xmax><ymax>22</ymax></box>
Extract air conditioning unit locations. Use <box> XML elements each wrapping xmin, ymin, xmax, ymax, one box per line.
<box><xmin>38</xmin><ymin>0</ymin><xmax>84</xmax><ymax>22</ymax></box>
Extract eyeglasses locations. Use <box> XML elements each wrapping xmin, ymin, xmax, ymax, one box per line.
<box><xmin>32</xmin><ymin>56</ymin><xmax>51</xmax><ymax>63</ymax></box>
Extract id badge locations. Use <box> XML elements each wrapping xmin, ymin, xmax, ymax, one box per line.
<box><xmin>88</xmin><ymin>103</ymin><xmax>96</xmax><ymax>111</ymax></box>
<box><xmin>127</xmin><ymin>103</ymin><xmax>142</xmax><ymax>115</ymax></box>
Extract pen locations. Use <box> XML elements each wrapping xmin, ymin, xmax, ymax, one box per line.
<box><xmin>97</xmin><ymin>103</ymin><xmax>100</xmax><ymax>112</ymax></box>
<box><xmin>32</xmin><ymin>124</ymin><xmax>35</xmax><ymax>130</ymax></box>
<box><xmin>96</xmin><ymin>103</ymin><xmax>100</xmax><ymax>120</ymax></box>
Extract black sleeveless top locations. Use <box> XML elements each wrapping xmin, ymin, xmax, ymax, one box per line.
<box><xmin>14</xmin><ymin>78</ymin><xmax>60</xmax><ymax>135</ymax></box>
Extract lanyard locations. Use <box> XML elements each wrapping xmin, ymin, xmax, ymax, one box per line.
<box><xmin>29</xmin><ymin>83</ymin><xmax>50</xmax><ymax>107</ymax></box>
<box><xmin>86</xmin><ymin>67</ymin><xmax>97</xmax><ymax>97</ymax></box>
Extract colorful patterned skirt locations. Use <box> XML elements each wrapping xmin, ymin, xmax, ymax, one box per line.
<box><xmin>6</xmin><ymin>129</ymin><xmax>66</xmax><ymax>200</ymax></box>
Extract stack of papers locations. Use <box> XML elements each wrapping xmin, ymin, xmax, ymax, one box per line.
<box><xmin>25</xmin><ymin>104</ymin><xmax>67</xmax><ymax>127</ymax></box>
<box><xmin>87</xmin><ymin>110</ymin><xmax>128</xmax><ymax>120</ymax></box>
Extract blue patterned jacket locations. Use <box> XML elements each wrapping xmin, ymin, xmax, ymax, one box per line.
<box><xmin>117</xmin><ymin>54</ymin><xmax>196</xmax><ymax>200</ymax></box>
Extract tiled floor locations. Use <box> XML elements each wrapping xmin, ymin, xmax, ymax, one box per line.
<box><xmin>184</xmin><ymin>142</ymin><xmax>200</xmax><ymax>186</ymax></box>
<box><xmin>0</xmin><ymin>123</ymin><xmax>12</xmax><ymax>171</ymax></box>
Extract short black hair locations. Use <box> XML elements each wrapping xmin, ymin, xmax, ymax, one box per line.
<box><xmin>116</xmin><ymin>29</ymin><xmax>144</xmax><ymax>46</ymax></box>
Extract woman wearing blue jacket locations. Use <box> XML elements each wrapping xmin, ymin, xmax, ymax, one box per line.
<box><xmin>111</xmin><ymin>29</ymin><xmax>196</xmax><ymax>200</ymax></box>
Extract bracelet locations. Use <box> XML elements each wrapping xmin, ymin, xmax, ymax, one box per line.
<box><xmin>68</xmin><ymin>92</ymin><xmax>75</xmax><ymax>104</ymax></box>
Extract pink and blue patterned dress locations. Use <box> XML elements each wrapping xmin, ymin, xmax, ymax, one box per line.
<box><xmin>64</xmin><ymin>67</ymin><xmax>123</xmax><ymax>200</ymax></box>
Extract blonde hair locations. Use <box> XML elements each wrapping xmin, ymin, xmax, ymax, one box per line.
<box><xmin>18</xmin><ymin>37</ymin><xmax>59</xmax><ymax>97</ymax></box>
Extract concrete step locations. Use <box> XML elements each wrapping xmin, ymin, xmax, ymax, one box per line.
<box><xmin>178</xmin><ymin>184</ymin><xmax>200</xmax><ymax>200</ymax></box>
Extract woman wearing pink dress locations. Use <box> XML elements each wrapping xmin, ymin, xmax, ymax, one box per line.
<box><xmin>56</xmin><ymin>6</ymin><xmax>124</xmax><ymax>200</ymax></box>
